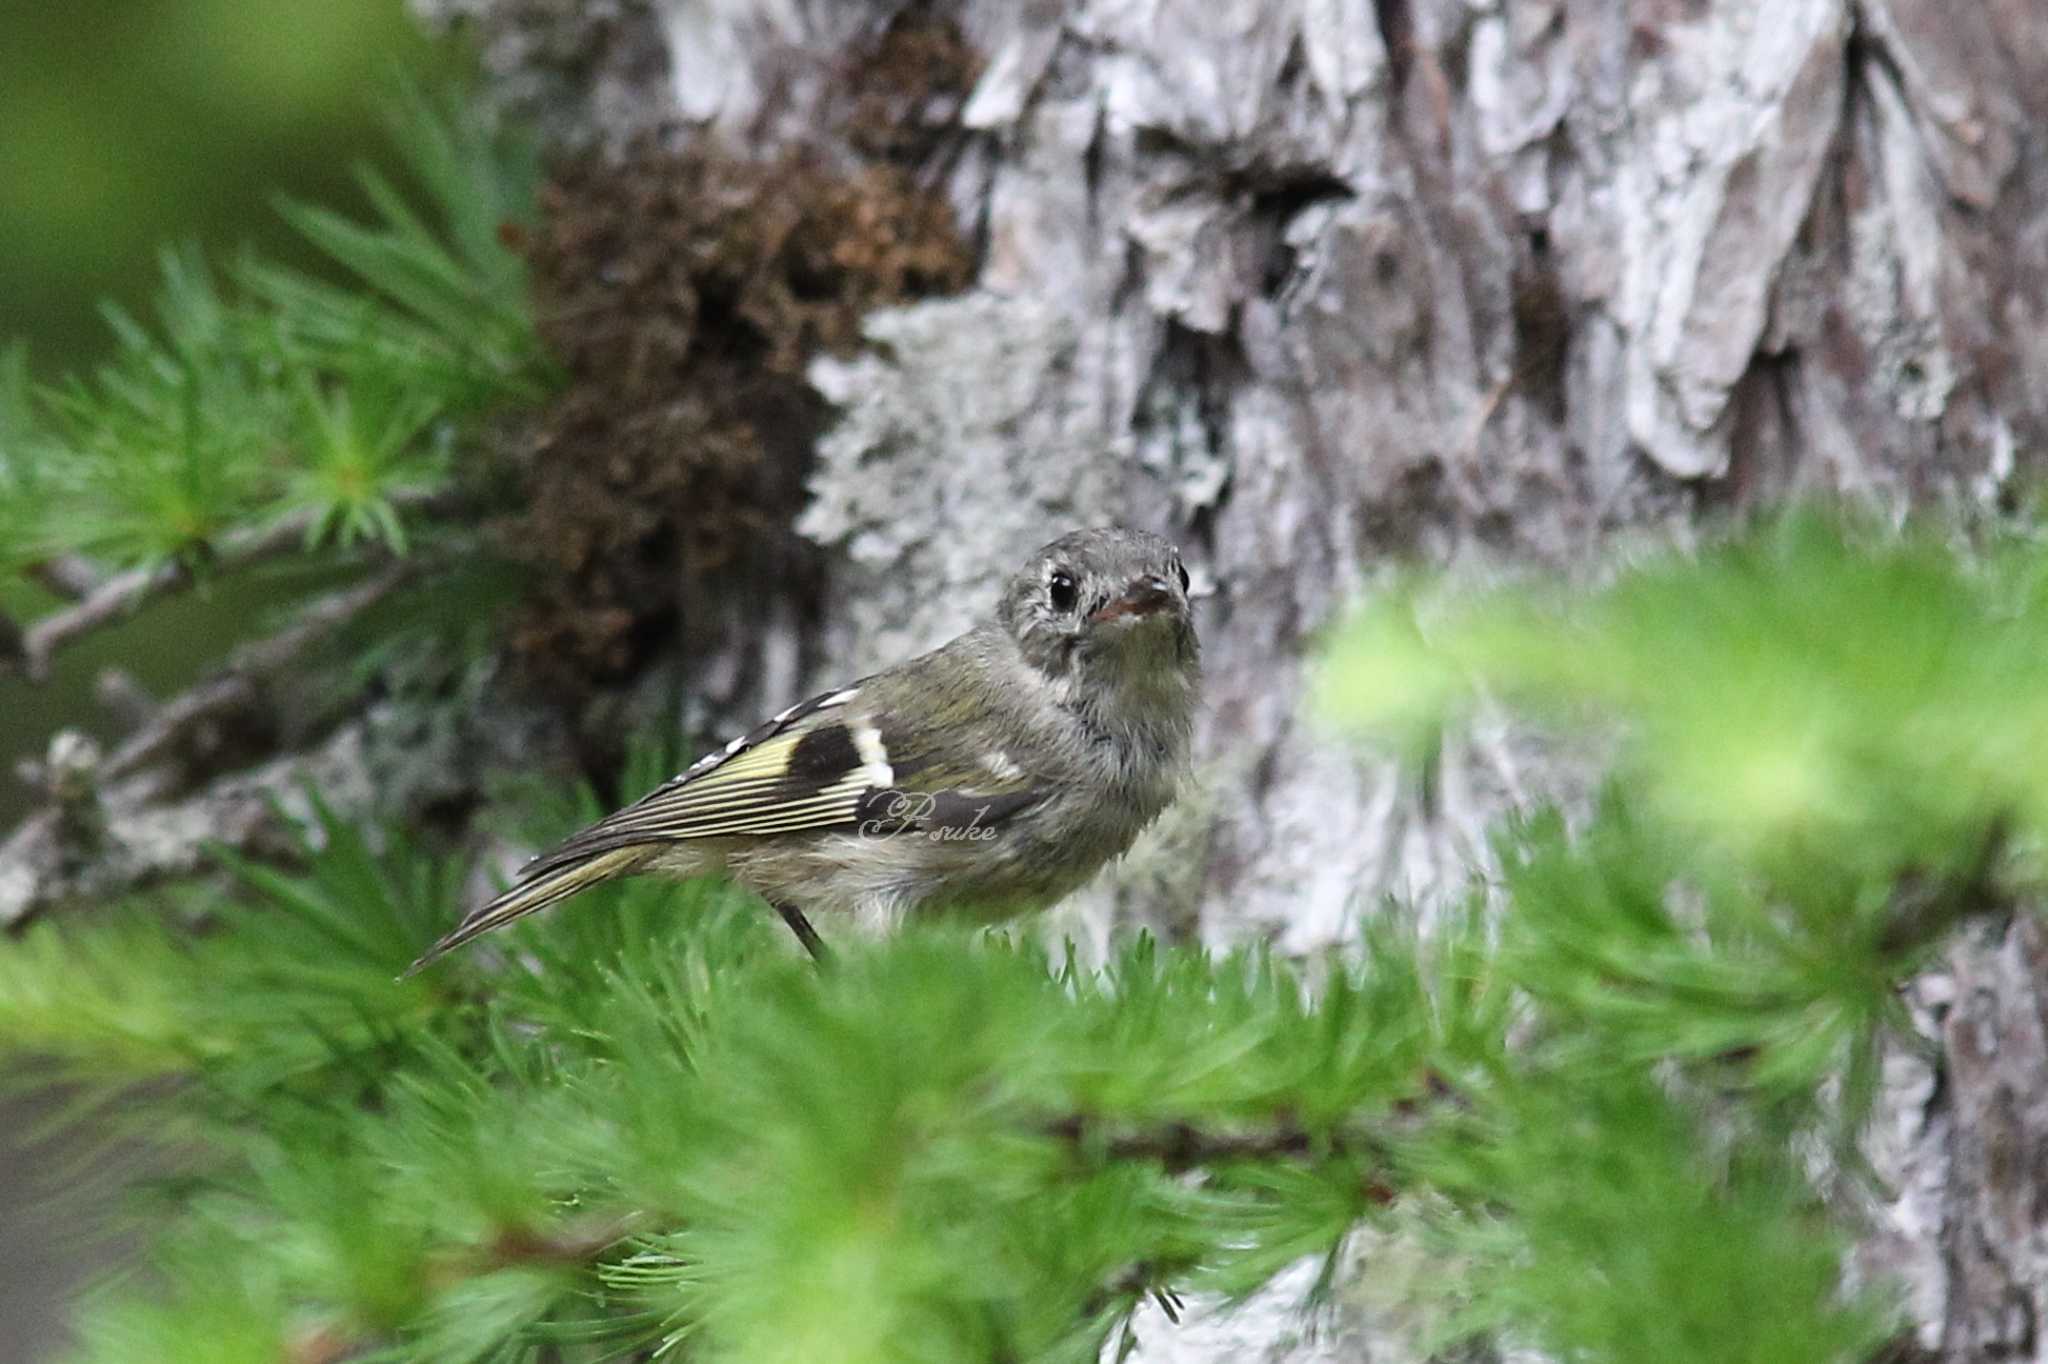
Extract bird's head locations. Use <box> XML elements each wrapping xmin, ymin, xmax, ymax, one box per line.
<box><xmin>998</xmin><ymin>526</ymin><xmax>1199</xmax><ymax>696</ymax></box>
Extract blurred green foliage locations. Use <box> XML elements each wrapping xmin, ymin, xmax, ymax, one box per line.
<box><xmin>0</xmin><ymin>67</ymin><xmax>543</xmax><ymax>837</ymax></box>
<box><xmin>0</xmin><ymin>3</ymin><xmax>509</xmax><ymax>837</ymax></box>
<box><xmin>8</xmin><ymin>81</ymin><xmax>544</xmax><ymax>572</ymax></box>
<box><xmin>17</xmin><ymin>756</ymin><xmax>1867</xmax><ymax>1364</ymax></box>
<box><xmin>0</xmin><ymin>0</ymin><xmax>436</xmax><ymax>373</ymax></box>
<box><xmin>1321</xmin><ymin>515</ymin><xmax>2048</xmax><ymax>878</ymax></box>
<box><xmin>17</xmin><ymin>505</ymin><xmax>2041</xmax><ymax>1364</ymax></box>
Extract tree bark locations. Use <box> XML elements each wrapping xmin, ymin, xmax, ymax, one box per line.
<box><xmin>635</xmin><ymin>4</ymin><xmax>2048</xmax><ymax>1358</ymax></box>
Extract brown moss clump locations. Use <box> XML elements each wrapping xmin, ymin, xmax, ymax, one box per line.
<box><xmin>838</xmin><ymin>4</ymin><xmax>985</xmax><ymax>166</ymax></box>
<box><xmin>504</xmin><ymin>145</ymin><xmax>973</xmax><ymax>691</ymax></box>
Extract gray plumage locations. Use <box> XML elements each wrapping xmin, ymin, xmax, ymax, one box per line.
<box><xmin>409</xmin><ymin>526</ymin><xmax>1200</xmax><ymax>970</ymax></box>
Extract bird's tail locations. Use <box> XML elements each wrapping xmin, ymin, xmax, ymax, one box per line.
<box><xmin>404</xmin><ymin>845</ymin><xmax>653</xmax><ymax>977</ymax></box>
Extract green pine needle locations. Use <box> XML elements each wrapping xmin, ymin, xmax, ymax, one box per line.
<box><xmin>18</xmin><ymin>512</ymin><xmax>2041</xmax><ymax>1360</ymax></box>
<box><xmin>9</xmin><ymin>79</ymin><xmax>543</xmax><ymax>574</ymax></box>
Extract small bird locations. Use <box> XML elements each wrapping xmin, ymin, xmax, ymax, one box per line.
<box><xmin>408</xmin><ymin>526</ymin><xmax>1200</xmax><ymax>971</ymax></box>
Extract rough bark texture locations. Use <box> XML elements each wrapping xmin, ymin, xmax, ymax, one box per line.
<box><xmin>651</xmin><ymin>4</ymin><xmax>2048</xmax><ymax>1358</ymax></box>
<box><xmin>12</xmin><ymin>0</ymin><xmax>2047</xmax><ymax>1358</ymax></box>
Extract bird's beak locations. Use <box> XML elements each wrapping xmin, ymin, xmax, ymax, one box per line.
<box><xmin>1088</xmin><ymin>574</ymin><xmax>1176</xmax><ymax>624</ymax></box>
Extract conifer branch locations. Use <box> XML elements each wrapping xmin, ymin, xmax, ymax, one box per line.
<box><xmin>102</xmin><ymin>556</ymin><xmax>427</xmax><ymax>784</ymax></box>
<box><xmin>1048</xmin><ymin>1114</ymin><xmax>1396</xmax><ymax>1175</ymax></box>
<box><xmin>452</xmin><ymin>1211</ymin><xmax>648</xmax><ymax>1277</ymax></box>
<box><xmin>1</xmin><ymin>555</ymin><xmax>433</xmax><ymax>931</ymax></box>
<box><xmin>22</xmin><ymin>511</ymin><xmax>2026</xmax><ymax>1364</ymax></box>
<box><xmin>281</xmin><ymin>1217</ymin><xmax>646</xmax><ymax>1364</ymax></box>
<box><xmin>26</xmin><ymin>553</ymin><xmax>107</xmax><ymax>600</ymax></box>
<box><xmin>14</xmin><ymin>488</ymin><xmax>460</xmax><ymax>681</ymax></box>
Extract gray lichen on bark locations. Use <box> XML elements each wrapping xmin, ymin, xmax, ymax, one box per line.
<box><xmin>409</xmin><ymin>0</ymin><xmax>677</xmax><ymax>151</ymax></box>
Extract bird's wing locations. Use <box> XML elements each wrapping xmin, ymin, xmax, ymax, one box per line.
<box><xmin>407</xmin><ymin>668</ymin><xmax>1052</xmax><ymax>974</ymax></box>
<box><xmin>520</xmin><ymin>680</ymin><xmax>1046</xmax><ymax>872</ymax></box>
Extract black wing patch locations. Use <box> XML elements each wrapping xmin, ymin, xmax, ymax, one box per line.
<box><xmin>784</xmin><ymin>725</ymin><xmax>863</xmax><ymax>786</ymax></box>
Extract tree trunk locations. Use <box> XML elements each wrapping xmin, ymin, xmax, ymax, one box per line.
<box><xmin>490</xmin><ymin>6</ymin><xmax>2043</xmax><ymax>1348</ymax></box>
<box><xmin>639</xmin><ymin>4</ymin><xmax>2048</xmax><ymax>1358</ymax></box>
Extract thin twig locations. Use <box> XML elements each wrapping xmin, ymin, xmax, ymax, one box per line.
<box><xmin>283</xmin><ymin>1214</ymin><xmax>645</xmax><ymax>1364</ymax></box>
<box><xmin>1046</xmin><ymin>1115</ymin><xmax>1392</xmax><ymax>1175</ymax></box>
<box><xmin>102</xmin><ymin>558</ymin><xmax>426</xmax><ymax>783</ymax></box>
<box><xmin>26</xmin><ymin>554</ymin><xmax>108</xmax><ymax>601</ymax></box>
<box><xmin>15</xmin><ymin>488</ymin><xmax>458</xmax><ymax>681</ymax></box>
<box><xmin>0</xmin><ymin>552</ymin><xmax>448</xmax><ymax>932</ymax></box>
<box><xmin>474</xmin><ymin>1212</ymin><xmax>647</xmax><ymax>1272</ymax></box>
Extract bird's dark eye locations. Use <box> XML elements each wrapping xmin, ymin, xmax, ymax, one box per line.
<box><xmin>1048</xmin><ymin>568</ymin><xmax>1078</xmax><ymax>613</ymax></box>
<box><xmin>1173</xmin><ymin>559</ymin><xmax>1190</xmax><ymax>594</ymax></box>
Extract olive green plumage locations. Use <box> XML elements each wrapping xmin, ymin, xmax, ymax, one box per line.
<box><xmin>410</xmin><ymin>526</ymin><xmax>1200</xmax><ymax>970</ymax></box>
